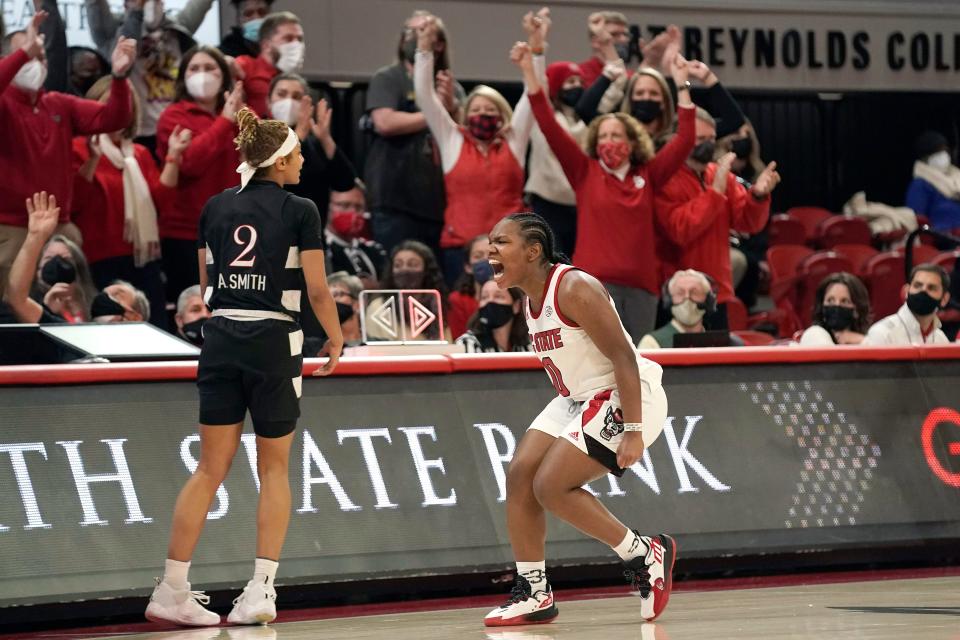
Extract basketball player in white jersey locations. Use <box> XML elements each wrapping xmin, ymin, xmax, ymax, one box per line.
<box><xmin>483</xmin><ymin>213</ymin><xmax>674</xmax><ymax>627</ymax></box>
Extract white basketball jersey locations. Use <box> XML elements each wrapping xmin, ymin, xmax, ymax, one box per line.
<box><xmin>525</xmin><ymin>264</ymin><xmax>662</xmax><ymax>401</ymax></box>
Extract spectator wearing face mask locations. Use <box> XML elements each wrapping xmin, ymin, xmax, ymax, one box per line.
<box><xmin>85</xmin><ymin>0</ymin><xmax>215</xmax><ymax>154</ymax></box>
<box><xmin>326</xmin><ymin>184</ymin><xmax>386</xmax><ymax>288</ymax></box>
<box><xmin>267</xmin><ymin>73</ymin><xmax>356</xmax><ymax>230</ymax></box>
<box><xmin>655</xmin><ymin>108</ymin><xmax>779</xmax><ymax>314</ymax></box>
<box><xmin>720</xmin><ymin>120</ymin><xmax>766</xmax><ymax>184</ymax></box>
<box><xmin>327</xmin><ymin>271</ymin><xmax>364</xmax><ymax>347</ymax></box>
<box><xmin>906</xmin><ymin>131</ymin><xmax>960</xmax><ymax>233</ymax></box>
<box><xmin>236</xmin><ymin>12</ymin><xmax>304</xmax><ymax>118</ymax></box>
<box><xmin>155</xmin><ymin>45</ymin><xmax>243</xmax><ymax>303</ymax></box>
<box><xmin>0</xmin><ymin>13</ymin><xmax>134</xmax><ymax>299</ymax></box>
<box><xmin>864</xmin><ymin>264</ymin><xmax>952</xmax><ymax>345</ymax></box>
<box><xmin>4</xmin><ymin>193</ymin><xmax>98</xmax><ymax>323</ymax></box>
<box><xmin>517</xmin><ymin>42</ymin><xmax>695</xmax><ymax>341</ymax></box>
<box><xmin>173</xmin><ymin>284</ymin><xmax>209</xmax><ymax>345</ymax></box>
<box><xmin>638</xmin><ymin>270</ymin><xmax>713</xmax><ymax>349</ymax></box>
<box><xmin>220</xmin><ymin>0</ymin><xmax>273</xmax><ymax>58</ymax></box>
<box><xmin>577</xmin><ymin>11</ymin><xmax>631</xmax><ymax>89</ymax></box>
<box><xmin>364</xmin><ymin>10</ymin><xmax>464</xmax><ymax>258</ymax></box>
<box><xmin>799</xmin><ymin>272</ymin><xmax>871</xmax><ymax>346</ymax></box>
<box><xmin>456</xmin><ymin>280</ymin><xmax>531</xmax><ymax>353</ymax></box>
<box><xmin>72</xmin><ymin>76</ymin><xmax>190</xmax><ymax>330</ymax></box>
<box><xmin>448</xmin><ymin>234</ymin><xmax>491</xmax><ymax>340</ymax></box>
<box><xmin>415</xmin><ymin>14</ymin><xmax>540</xmax><ymax>284</ymax></box>
<box><xmin>91</xmin><ymin>279</ymin><xmax>150</xmax><ymax>323</ymax></box>
<box><xmin>365</xmin><ymin>240</ymin><xmax>449</xmax><ymax>340</ymax></box>
<box><xmin>68</xmin><ymin>46</ymin><xmax>110</xmax><ymax>97</ymax></box>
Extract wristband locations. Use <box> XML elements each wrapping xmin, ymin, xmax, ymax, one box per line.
<box><xmin>165</xmin><ymin>155</ymin><xmax>181</xmax><ymax>165</ymax></box>
<box><xmin>531</xmin><ymin>46</ymin><xmax>545</xmax><ymax>55</ymax></box>
<box><xmin>623</xmin><ymin>422</ymin><xmax>643</xmax><ymax>432</ymax></box>
<box><xmin>676</xmin><ymin>80</ymin><xmax>692</xmax><ymax>92</ymax></box>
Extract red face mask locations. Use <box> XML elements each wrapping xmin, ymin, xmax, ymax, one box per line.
<box><xmin>597</xmin><ymin>140</ymin><xmax>631</xmax><ymax>169</ymax></box>
<box><xmin>330</xmin><ymin>210</ymin><xmax>370</xmax><ymax>241</ymax></box>
<box><xmin>467</xmin><ymin>113</ymin><xmax>502</xmax><ymax>141</ymax></box>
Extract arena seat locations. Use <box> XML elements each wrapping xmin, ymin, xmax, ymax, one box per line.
<box><xmin>816</xmin><ymin>215</ymin><xmax>871</xmax><ymax>249</ymax></box>
<box><xmin>786</xmin><ymin>206</ymin><xmax>832</xmax><ymax>242</ymax></box>
<box><xmin>832</xmin><ymin>244</ymin><xmax>878</xmax><ymax>277</ymax></box>
<box><xmin>768</xmin><ymin>215</ymin><xmax>807</xmax><ymax>246</ymax></box>
<box><xmin>932</xmin><ymin>250</ymin><xmax>960</xmax><ymax>270</ymax></box>
<box><xmin>864</xmin><ymin>250</ymin><xmax>906</xmax><ymax>319</ymax></box>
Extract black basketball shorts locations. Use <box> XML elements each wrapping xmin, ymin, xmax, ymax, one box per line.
<box><xmin>197</xmin><ymin>316</ymin><xmax>304</xmax><ymax>438</ymax></box>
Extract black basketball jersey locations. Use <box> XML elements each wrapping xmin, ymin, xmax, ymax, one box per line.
<box><xmin>198</xmin><ymin>180</ymin><xmax>324</xmax><ymax>320</ymax></box>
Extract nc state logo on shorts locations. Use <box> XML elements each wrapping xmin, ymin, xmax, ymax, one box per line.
<box><xmin>599</xmin><ymin>406</ymin><xmax>624</xmax><ymax>441</ymax></box>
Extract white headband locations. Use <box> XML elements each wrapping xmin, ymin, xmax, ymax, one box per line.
<box><xmin>236</xmin><ymin>127</ymin><xmax>299</xmax><ymax>191</ymax></box>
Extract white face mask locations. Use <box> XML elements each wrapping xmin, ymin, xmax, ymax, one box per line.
<box><xmin>270</xmin><ymin>97</ymin><xmax>300</xmax><ymax>126</ymax></box>
<box><xmin>927</xmin><ymin>150</ymin><xmax>952</xmax><ymax>173</ymax></box>
<box><xmin>143</xmin><ymin>0</ymin><xmax>163</xmax><ymax>29</ymax></box>
<box><xmin>185</xmin><ymin>71</ymin><xmax>220</xmax><ymax>101</ymax></box>
<box><xmin>13</xmin><ymin>59</ymin><xmax>48</xmax><ymax>92</ymax></box>
<box><xmin>671</xmin><ymin>299</ymin><xmax>706</xmax><ymax>327</ymax></box>
<box><xmin>275</xmin><ymin>41</ymin><xmax>305</xmax><ymax>73</ymax></box>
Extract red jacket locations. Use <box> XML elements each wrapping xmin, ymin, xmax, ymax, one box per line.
<box><xmin>236</xmin><ymin>55</ymin><xmax>277</xmax><ymax>118</ymax></box>
<box><xmin>71</xmin><ymin>137</ymin><xmax>173</xmax><ymax>264</ymax></box>
<box><xmin>0</xmin><ymin>50</ymin><xmax>132</xmax><ymax>226</ymax></box>
<box><xmin>577</xmin><ymin>56</ymin><xmax>605</xmax><ymax>89</ymax></box>
<box><xmin>447</xmin><ymin>290</ymin><xmax>478</xmax><ymax>339</ymax></box>
<box><xmin>655</xmin><ymin>163</ymin><xmax>770</xmax><ymax>302</ymax></box>
<box><xmin>529</xmin><ymin>90</ymin><xmax>695</xmax><ymax>294</ymax></box>
<box><xmin>155</xmin><ymin>101</ymin><xmax>239</xmax><ymax>241</ymax></box>
<box><xmin>441</xmin><ymin>134</ymin><xmax>524</xmax><ymax>249</ymax></box>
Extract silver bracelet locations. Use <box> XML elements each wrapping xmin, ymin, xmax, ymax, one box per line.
<box><xmin>623</xmin><ymin>422</ymin><xmax>643</xmax><ymax>432</ymax></box>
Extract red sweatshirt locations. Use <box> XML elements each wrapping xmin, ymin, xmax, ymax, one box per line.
<box><xmin>71</xmin><ymin>137</ymin><xmax>173</xmax><ymax>264</ymax></box>
<box><xmin>155</xmin><ymin>101</ymin><xmax>239</xmax><ymax>241</ymax></box>
<box><xmin>236</xmin><ymin>55</ymin><xmax>277</xmax><ymax>118</ymax></box>
<box><xmin>655</xmin><ymin>164</ymin><xmax>770</xmax><ymax>302</ymax></box>
<box><xmin>0</xmin><ymin>50</ymin><xmax>132</xmax><ymax>226</ymax></box>
<box><xmin>529</xmin><ymin>90</ymin><xmax>695</xmax><ymax>294</ymax></box>
<box><xmin>577</xmin><ymin>56</ymin><xmax>605</xmax><ymax>89</ymax></box>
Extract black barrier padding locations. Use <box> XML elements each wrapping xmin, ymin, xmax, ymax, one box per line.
<box><xmin>1</xmin><ymin>362</ymin><xmax>960</xmax><ymax>607</ymax></box>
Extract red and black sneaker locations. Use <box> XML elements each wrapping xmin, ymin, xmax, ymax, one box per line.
<box><xmin>623</xmin><ymin>533</ymin><xmax>677</xmax><ymax>621</ymax></box>
<box><xmin>483</xmin><ymin>575</ymin><xmax>558</xmax><ymax>627</ymax></box>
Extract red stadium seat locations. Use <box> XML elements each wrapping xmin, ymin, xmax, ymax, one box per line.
<box><xmin>910</xmin><ymin>244</ymin><xmax>941</xmax><ymax>265</ymax></box>
<box><xmin>864</xmin><ymin>250</ymin><xmax>906</xmax><ymax>319</ymax></box>
<box><xmin>932</xmin><ymin>250</ymin><xmax>960</xmax><ymax>270</ymax></box>
<box><xmin>786</xmin><ymin>206</ymin><xmax>833</xmax><ymax>241</ymax></box>
<box><xmin>816</xmin><ymin>215</ymin><xmax>872</xmax><ymax>249</ymax></box>
<box><xmin>725</xmin><ymin>297</ymin><xmax>748</xmax><ymax>331</ymax></box>
<box><xmin>797</xmin><ymin>252</ymin><xmax>854</xmax><ymax>322</ymax></box>
<box><xmin>733</xmin><ymin>330</ymin><xmax>776</xmax><ymax>346</ymax></box>
<box><xmin>832</xmin><ymin>244</ymin><xmax>879</xmax><ymax>277</ymax></box>
<box><xmin>768</xmin><ymin>215</ymin><xmax>807</xmax><ymax>246</ymax></box>
<box><xmin>766</xmin><ymin>245</ymin><xmax>813</xmax><ymax>306</ymax></box>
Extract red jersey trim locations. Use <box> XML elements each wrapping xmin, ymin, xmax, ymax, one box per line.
<box><xmin>528</xmin><ymin>263</ymin><xmax>561</xmax><ymax>320</ymax></box>
<box><xmin>553</xmin><ymin>266</ymin><xmax>582</xmax><ymax>328</ymax></box>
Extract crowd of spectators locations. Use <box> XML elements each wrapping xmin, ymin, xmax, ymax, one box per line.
<box><xmin>0</xmin><ymin>3</ymin><xmax>956</xmax><ymax>358</ymax></box>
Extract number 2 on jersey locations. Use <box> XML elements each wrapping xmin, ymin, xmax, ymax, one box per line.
<box><xmin>542</xmin><ymin>357</ymin><xmax>570</xmax><ymax>397</ymax></box>
<box><xmin>230</xmin><ymin>224</ymin><xmax>258</xmax><ymax>268</ymax></box>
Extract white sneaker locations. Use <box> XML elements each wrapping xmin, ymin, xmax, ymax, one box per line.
<box><xmin>145</xmin><ymin>579</ymin><xmax>221</xmax><ymax>627</ymax></box>
<box><xmin>484</xmin><ymin>575</ymin><xmax>558</xmax><ymax>627</ymax></box>
<box><xmin>227</xmin><ymin>578</ymin><xmax>277</xmax><ymax>625</ymax></box>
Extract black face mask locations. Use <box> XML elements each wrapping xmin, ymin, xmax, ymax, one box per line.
<box><xmin>691</xmin><ymin>140</ymin><xmax>717</xmax><ymax>164</ymax></box>
<box><xmin>479</xmin><ymin>302</ymin><xmax>514</xmax><ymax>329</ymax></box>
<box><xmin>90</xmin><ymin>292</ymin><xmax>127</xmax><ymax>319</ymax></box>
<box><xmin>906</xmin><ymin>290</ymin><xmax>943</xmax><ymax>316</ymax></box>
<box><xmin>336</xmin><ymin>301</ymin><xmax>355</xmax><ymax>323</ymax></box>
<box><xmin>392</xmin><ymin>270</ymin><xmax>425</xmax><ymax>290</ymax></box>
<box><xmin>614</xmin><ymin>42</ymin><xmax>630</xmax><ymax>62</ymax></box>
<box><xmin>630</xmin><ymin>99</ymin><xmax>662</xmax><ymax>124</ymax></box>
<box><xmin>401</xmin><ymin>38</ymin><xmax>417</xmax><ymax>63</ymax></box>
<box><xmin>731</xmin><ymin>137</ymin><xmax>752</xmax><ymax>159</ymax></box>
<box><xmin>180</xmin><ymin>318</ymin><xmax>206</xmax><ymax>345</ymax></box>
<box><xmin>41</xmin><ymin>255</ymin><xmax>76</xmax><ymax>287</ymax></box>
<box><xmin>821</xmin><ymin>305</ymin><xmax>855</xmax><ymax>331</ymax></box>
<box><xmin>558</xmin><ymin>87</ymin><xmax>584</xmax><ymax>108</ymax></box>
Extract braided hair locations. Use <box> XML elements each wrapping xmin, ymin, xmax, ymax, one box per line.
<box><xmin>504</xmin><ymin>213</ymin><xmax>569</xmax><ymax>265</ymax></box>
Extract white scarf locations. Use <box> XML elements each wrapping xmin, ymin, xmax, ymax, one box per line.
<box><xmin>98</xmin><ymin>135</ymin><xmax>160</xmax><ymax>267</ymax></box>
<box><xmin>913</xmin><ymin>160</ymin><xmax>960</xmax><ymax>200</ymax></box>
<box><xmin>236</xmin><ymin>127</ymin><xmax>299</xmax><ymax>191</ymax></box>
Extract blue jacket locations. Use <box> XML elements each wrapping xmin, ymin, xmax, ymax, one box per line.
<box><xmin>905</xmin><ymin>177</ymin><xmax>960</xmax><ymax>231</ymax></box>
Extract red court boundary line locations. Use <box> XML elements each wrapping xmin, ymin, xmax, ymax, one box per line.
<box><xmin>1</xmin><ymin>345</ymin><xmax>959</xmax><ymax>386</ymax></box>
<box><xmin>5</xmin><ymin>566</ymin><xmax>959</xmax><ymax>639</ymax></box>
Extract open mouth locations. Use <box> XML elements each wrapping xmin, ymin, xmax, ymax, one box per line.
<box><xmin>489</xmin><ymin>259</ymin><xmax>505</xmax><ymax>282</ymax></box>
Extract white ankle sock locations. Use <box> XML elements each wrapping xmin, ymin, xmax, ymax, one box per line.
<box><xmin>253</xmin><ymin>557</ymin><xmax>279</xmax><ymax>587</ymax></box>
<box><xmin>516</xmin><ymin>561</ymin><xmax>548</xmax><ymax>595</ymax></box>
<box><xmin>612</xmin><ymin>530</ymin><xmax>649</xmax><ymax>561</ymax></box>
<box><xmin>163</xmin><ymin>559</ymin><xmax>190</xmax><ymax>590</ymax></box>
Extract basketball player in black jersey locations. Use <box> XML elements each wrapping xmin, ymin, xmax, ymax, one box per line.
<box><xmin>146</xmin><ymin>107</ymin><xmax>344</xmax><ymax>627</ymax></box>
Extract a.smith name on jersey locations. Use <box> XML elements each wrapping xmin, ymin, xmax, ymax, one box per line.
<box><xmin>218</xmin><ymin>273</ymin><xmax>267</xmax><ymax>291</ymax></box>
